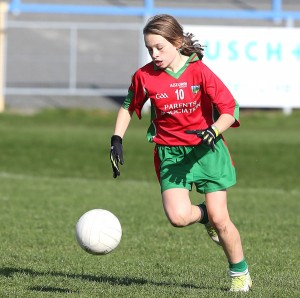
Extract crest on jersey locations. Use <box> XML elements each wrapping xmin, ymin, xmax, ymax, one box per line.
<box><xmin>191</xmin><ymin>85</ymin><xmax>200</xmax><ymax>94</ymax></box>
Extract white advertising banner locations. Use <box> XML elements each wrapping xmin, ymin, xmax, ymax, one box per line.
<box><xmin>184</xmin><ymin>25</ymin><xmax>300</xmax><ymax>110</ymax></box>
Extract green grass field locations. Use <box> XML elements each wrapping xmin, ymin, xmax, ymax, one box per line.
<box><xmin>0</xmin><ymin>108</ymin><xmax>299</xmax><ymax>297</ymax></box>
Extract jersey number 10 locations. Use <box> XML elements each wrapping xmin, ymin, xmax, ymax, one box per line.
<box><xmin>175</xmin><ymin>89</ymin><xmax>185</xmax><ymax>100</ymax></box>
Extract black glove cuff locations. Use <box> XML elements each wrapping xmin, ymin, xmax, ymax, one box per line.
<box><xmin>111</xmin><ymin>135</ymin><xmax>122</xmax><ymax>145</ymax></box>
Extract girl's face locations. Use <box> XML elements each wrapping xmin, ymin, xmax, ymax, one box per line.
<box><xmin>144</xmin><ymin>34</ymin><xmax>179</xmax><ymax>70</ymax></box>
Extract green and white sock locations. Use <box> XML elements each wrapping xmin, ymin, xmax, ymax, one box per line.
<box><xmin>229</xmin><ymin>259</ymin><xmax>249</xmax><ymax>277</ymax></box>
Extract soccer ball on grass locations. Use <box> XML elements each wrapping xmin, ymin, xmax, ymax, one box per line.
<box><xmin>75</xmin><ymin>209</ymin><xmax>122</xmax><ymax>255</ymax></box>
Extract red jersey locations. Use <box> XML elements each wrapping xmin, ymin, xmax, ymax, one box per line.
<box><xmin>122</xmin><ymin>53</ymin><xmax>240</xmax><ymax>146</ymax></box>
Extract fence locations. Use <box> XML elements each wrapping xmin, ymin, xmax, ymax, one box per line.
<box><xmin>5</xmin><ymin>20</ymin><xmax>141</xmax><ymax>95</ymax></box>
<box><xmin>1</xmin><ymin>1</ymin><xmax>300</xmax><ymax>112</ymax></box>
<box><xmin>8</xmin><ymin>0</ymin><xmax>300</xmax><ymax>23</ymax></box>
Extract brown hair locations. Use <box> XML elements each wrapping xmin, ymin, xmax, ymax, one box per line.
<box><xmin>143</xmin><ymin>14</ymin><xmax>204</xmax><ymax>60</ymax></box>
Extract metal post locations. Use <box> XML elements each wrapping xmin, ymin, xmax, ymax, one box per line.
<box><xmin>272</xmin><ymin>0</ymin><xmax>282</xmax><ymax>24</ymax></box>
<box><xmin>0</xmin><ymin>2</ymin><xmax>8</xmax><ymax>112</ymax></box>
<box><xmin>69</xmin><ymin>26</ymin><xmax>78</xmax><ymax>91</ymax></box>
<box><xmin>139</xmin><ymin>0</ymin><xmax>154</xmax><ymax>67</ymax></box>
<box><xmin>140</xmin><ymin>0</ymin><xmax>155</xmax><ymax>112</ymax></box>
<box><xmin>144</xmin><ymin>0</ymin><xmax>154</xmax><ymax>17</ymax></box>
<box><xmin>283</xmin><ymin>4</ymin><xmax>293</xmax><ymax>115</ymax></box>
<box><xmin>10</xmin><ymin>0</ymin><xmax>22</xmax><ymax>15</ymax></box>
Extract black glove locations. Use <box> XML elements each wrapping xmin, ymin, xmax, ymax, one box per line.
<box><xmin>185</xmin><ymin>126</ymin><xmax>219</xmax><ymax>152</ymax></box>
<box><xmin>110</xmin><ymin>135</ymin><xmax>124</xmax><ymax>178</ymax></box>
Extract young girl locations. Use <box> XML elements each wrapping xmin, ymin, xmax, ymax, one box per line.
<box><xmin>110</xmin><ymin>14</ymin><xmax>252</xmax><ymax>292</ymax></box>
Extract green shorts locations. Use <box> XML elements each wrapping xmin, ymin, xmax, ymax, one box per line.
<box><xmin>154</xmin><ymin>138</ymin><xmax>236</xmax><ymax>194</ymax></box>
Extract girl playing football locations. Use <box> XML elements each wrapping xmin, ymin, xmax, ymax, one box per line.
<box><xmin>110</xmin><ymin>14</ymin><xmax>252</xmax><ymax>292</ymax></box>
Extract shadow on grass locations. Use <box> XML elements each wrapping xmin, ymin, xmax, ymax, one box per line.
<box><xmin>0</xmin><ymin>267</ymin><xmax>222</xmax><ymax>292</ymax></box>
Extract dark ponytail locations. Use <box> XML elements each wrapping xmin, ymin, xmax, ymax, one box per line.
<box><xmin>181</xmin><ymin>32</ymin><xmax>204</xmax><ymax>60</ymax></box>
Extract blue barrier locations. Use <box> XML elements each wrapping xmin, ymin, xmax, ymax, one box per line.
<box><xmin>8</xmin><ymin>0</ymin><xmax>300</xmax><ymax>22</ymax></box>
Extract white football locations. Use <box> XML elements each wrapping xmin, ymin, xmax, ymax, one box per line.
<box><xmin>75</xmin><ymin>209</ymin><xmax>122</xmax><ymax>255</ymax></box>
